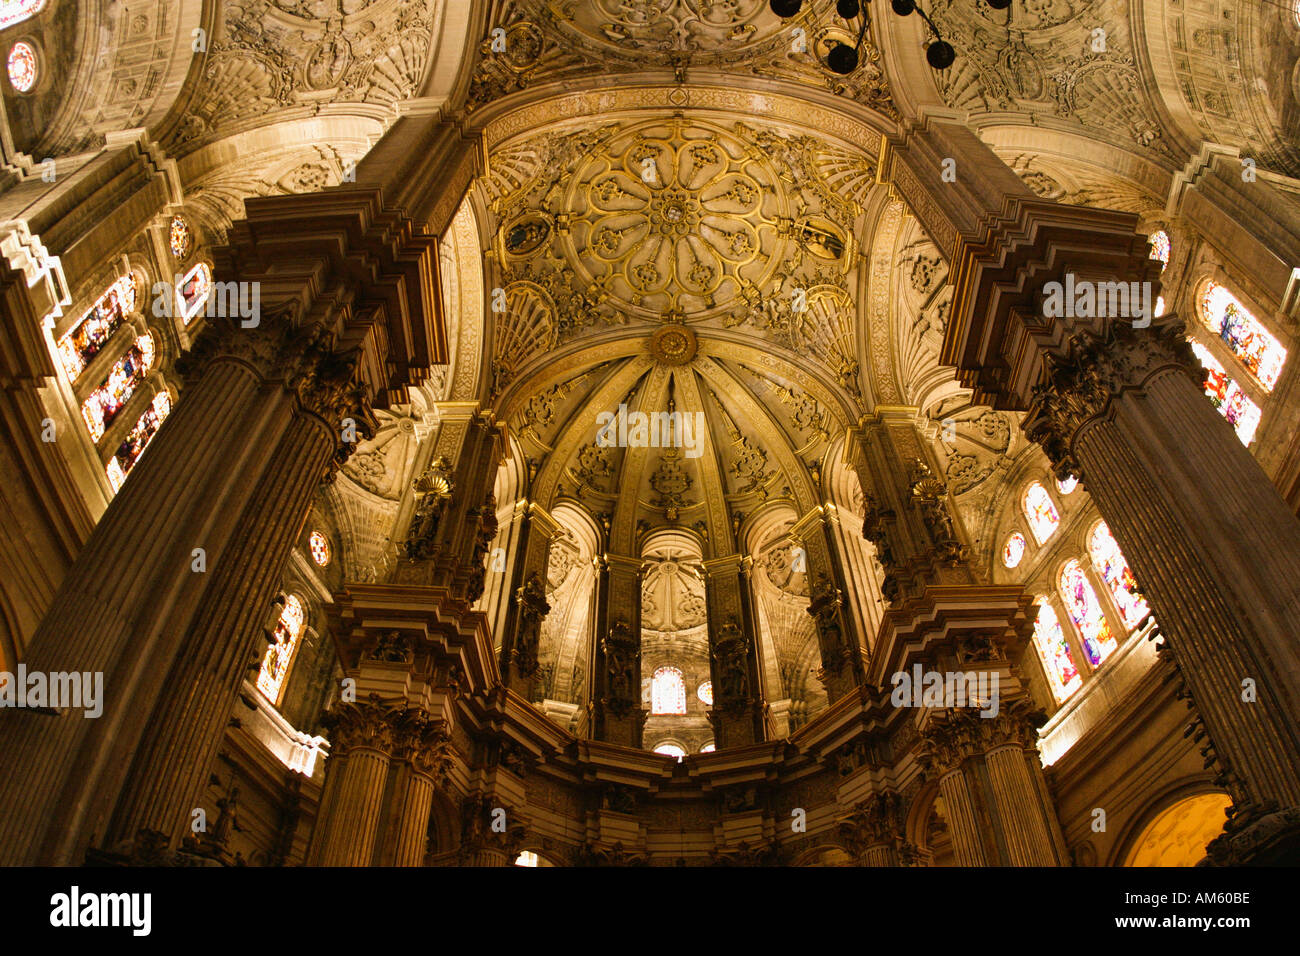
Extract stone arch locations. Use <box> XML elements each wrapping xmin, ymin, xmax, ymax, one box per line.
<box><xmin>1114</xmin><ymin>784</ymin><xmax>1233</xmax><ymax>866</ymax></box>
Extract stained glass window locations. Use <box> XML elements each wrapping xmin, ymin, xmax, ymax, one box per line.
<box><xmin>1059</xmin><ymin>560</ymin><xmax>1117</xmax><ymax>667</ymax></box>
<box><xmin>1198</xmin><ymin>281</ymin><xmax>1287</xmax><ymax>391</ymax></box>
<box><xmin>0</xmin><ymin>1</ymin><xmax>46</xmax><ymax>31</ymax></box>
<box><xmin>106</xmin><ymin>391</ymin><xmax>171</xmax><ymax>492</ymax></box>
<box><xmin>169</xmin><ymin>216</ymin><xmax>193</xmax><ymax>260</ymax></box>
<box><xmin>1056</xmin><ymin>475</ymin><xmax>1078</xmax><ymax>496</ymax></box>
<box><xmin>651</xmin><ymin>666</ymin><xmax>686</xmax><ymax>715</ymax></box>
<box><xmin>57</xmin><ymin>275</ymin><xmax>136</xmax><ymax>382</ymax></box>
<box><xmin>1023</xmin><ymin>482</ymin><xmax>1060</xmax><ymax>544</ymax></box>
<box><xmin>1002</xmin><ymin>532</ymin><xmax>1026</xmax><ymax>568</ymax></box>
<box><xmin>1088</xmin><ymin>521</ymin><xmax>1150</xmax><ymax>632</ymax></box>
<box><xmin>1155</xmin><ymin>296</ymin><xmax>1166</xmax><ymax>318</ymax></box>
<box><xmin>1190</xmin><ymin>340</ymin><xmax>1263</xmax><ymax>446</ymax></box>
<box><xmin>653</xmin><ymin>742</ymin><xmax>687</xmax><ymax>760</ymax></box>
<box><xmin>258</xmin><ymin>595</ymin><xmax>305</xmax><ymax>704</ymax></box>
<box><xmin>309</xmin><ymin>531</ymin><xmax>331</xmax><ymax>566</ymax></box>
<box><xmin>80</xmin><ymin>333</ymin><xmax>155</xmax><ymax>442</ymax></box>
<box><xmin>700</xmin><ymin>742</ymin><xmax>716</xmax><ymax>753</ymax></box>
<box><xmin>1033</xmin><ymin>602</ymin><xmax>1081</xmax><ymax>703</ymax></box>
<box><xmin>1148</xmin><ymin>230</ymin><xmax>1170</xmax><ymax>269</ymax></box>
<box><xmin>7</xmin><ymin>40</ymin><xmax>34</xmax><ymax>91</ymax></box>
<box><xmin>697</xmin><ymin>680</ymin><xmax>713</xmax><ymax>706</ymax></box>
<box><xmin>177</xmin><ymin>262</ymin><xmax>212</xmax><ymax>324</ymax></box>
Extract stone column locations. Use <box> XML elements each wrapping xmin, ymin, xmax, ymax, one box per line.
<box><xmin>851</xmin><ymin>409</ymin><xmax>975</xmax><ymax>608</ymax></box>
<box><xmin>314</xmin><ymin>698</ymin><xmax>398</xmax><ymax>867</ymax></box>
<box><xmin>703</xmin><ymin>555</ymin><xmax>763</xmax><ymax>747</ymax></box>
<box><xmin>882</xmin><ymin>109</ymin><xmax>1300</xmax><ymax>860</ymax></box>
<box><xmin>919</xmin><ymin>700</ymin><xmax>1064</xmax><ymax>866</ymax></box>
<box><xmin>106</xmin><ymin>334</ymin><xmax>358</xmax><ymax>850</ymax></box>
<box><xmin>393</xmin><ymin>406</ymin><xmax>505</xmax><ymax>601</ymax></box>
<box><xmin>594</xmin><ymin>554</ymin><xmax>644</xmax><ymax>747</ymax></box>
<box><xmin>458</xmin><ymin>795</ymin><xmax>526</xmax><ymax>867</ymax></box>
<box><xmin>790</xmin><ymin>508</ymin><xmax>870</xmax><ymax>703</ymax></box>
<box><xmin>389</xmin><ymin>712</ymin><xmax>454</xmax><ymax>867</ymax></box>
<box><xmin>498</xmin><ymin>502</ymin><xmax>561</xmax><ymax>695</ymax></box>
<box><xmin>839</xmin><ymin>790</ymin><xmax>909</xmax><ymax>866</ymax></box>
<box><xmin>1024</xmin><ymin>325</ymin><xmax>1300</xmax><ymax>853</ymax></box>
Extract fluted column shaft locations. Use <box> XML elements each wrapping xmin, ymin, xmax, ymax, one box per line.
<box><xmin>936</xmin><ymin>770</ymin><xmax>989</xmax><ymax>866</ymax></box>
<box><xmin>0</xmin><ymin>357</ymin><xmax>280</xmax><ymax>865</ymax></box>
<box><xmin>985</xmin><ymin>745</ymin><xmax>1057</xmax><ymax>866</ymax></box>
<box><xmin>1051</xmin><ymin>357</ymin><xmax>1300</xmax><ymax>812</ymax></box>
<box><xmin>319</xmin><ymin>746</ymin><xmax>393</xmax><ymax>866</ymax></box>
<box><xmin>391</xmin><ymin>767</ymin><xmax>437</xmax><ymax>867</ymax></box>
<box><xmin>106</xmin><ymin>398</ymin><xmax>338</xmax><ymax>847</ymax></box>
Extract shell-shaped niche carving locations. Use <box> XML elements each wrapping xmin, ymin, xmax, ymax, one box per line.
<box><xmin>492</xmin><ymin>283</ymin><xmax>557</xmax><ymax>398</ymax></box>
<box><xmin>641</xmin><ymin>558</ymin><xmax>708</xmax><ymax>632</ymax></box>
<box><xmin>341</xmin><ymin>410</ymin><xmax>421</xmax><ymax>500</ymax></box>
<box><xmin>790</xmin><ymin>287</ymin><xmax>860</xmax><ymax>398</ymax></box>
<box><xmin>364</xmin><ymin>36</ymin><xmax>429</xmax><ymax>104</ymax></box>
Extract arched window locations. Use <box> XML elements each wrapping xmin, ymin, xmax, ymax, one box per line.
<box><xmin>106</xmin><ymin>391</ymin><xmax>171</xmax><ymax>492</ymax></box>
<box><xmin>258</xmin><ymin>595</ymin><xmax>305</xmax><ymax>705</ymax></box>
<box><xmin>177</xmin><ymin>262</ymin><xmax>212</xmax><ymax>324</ymax></box>
<box><xmin>699</xmin><ymin>742</ymin><xmax>716</xmax><ymax>753</ymax></box>
<box><xmin>1023</xmin><ymin>482</ymin><xmax>1060</xmax><ymax>544</ymax></box>
<box><xmin>0</xmin><ymin>0</ymin><xmax>46</xmax><ymax>31</ymax></box>
<box><xmin>1088</xmin><ymin>521</ymin><xmax>1150</xmax><ymax>631</ymax></box>
<box><xmin>653</xmin><ymin>742</ymin><xmax>686</xmax><ymax>760</ymax></box>
<box><xmin>1032</xmin><ymin>602</ymin><xmax>1080</xmax><ymax>703</ymax></box>
<box><xmin>1059</xmin><ymin>560</ymin><xmax>1117</xmax><ymax>667</ymax></box>
<box><xmin>1001</xmin><ymin>531</ymin><xmax>1026</xmax><ymax>568</ymax></box>
<box><xmin>651</xmin><ymin>665</ymin><xmax>686</xmax><ymax>715</ymax></box>
<box><xmin>81</xmin><ymin>333</ymin><xmax>155</xmax><ymax>442</ymax></box>
<box><xmin>696</xmin><ymin>680</ymin><xmax>713</xmax><ymax>705</ymax></box>
<box><xmin>57</xmin><ymin>275</ymin><xmax>136</xmax><ymax>382</ymax></box>
<box><xmin>515</xmin><ymin>850</ymin><xmax>539</xmax><ymax>867</ymax></box>
<box><xmin>1148</xmin><ymin>230</ymin><xmax>1170</xmax><ymax>269</ymax></box>
<box><xmin>1056</xmin><ymin>475</ymin><xmax>1078</xmax><ymax>496</ymax></box>
<box><xmin>1197</xmin><ymin>281</ymin><xmax>1287</xmax><ymax>391</ymax></box>
<box><xmin>1189</xmin><ymin>340</ymin><xmax>1262</xmax><ymax>445</ymax></box>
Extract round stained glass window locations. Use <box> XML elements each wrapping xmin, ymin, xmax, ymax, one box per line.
<box><xmin>1056</xmin><ymin>475</ymin><xmax>1079</xmax><ymax>495</ymax></box>
<box><xmin>1002</xmin><ymin>532</ymin><xmax>1026</xmax><ymax>569</ymax></box>
<box><xmin>697</xmin><ymin>680</ymin><xmax>713</xmax><ymax>706</ymax></box>
<box><xmin>169</xmin><ymin>216</ymin><xmax>193</xmax><ymax>260</ymax></box>
<box><xmin>309</xmin><ymin>531</ymin><xmax>330</xmax><ymax>566</ymax></box>
<box><xmin>7</xmin><ymin>41</ymin><xmax>36</xmax><ymax>93</ymax></box>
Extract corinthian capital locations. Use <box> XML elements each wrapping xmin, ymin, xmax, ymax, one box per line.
<box><xmin>918</xmin><ymin>699</ymin><xmax>1046</xmax><ymax>777</ymax></box>
<box><xmin>1024</xmin><ymin>320</ymin><xmax>1201</xmax><ymax>480</ymax></box>
<box><xmin>320</xmin><ymin>694</ymin><xmax>401</xmax><ymax>755</ymax></box>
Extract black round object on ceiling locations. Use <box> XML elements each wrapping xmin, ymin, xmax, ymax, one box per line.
<box><xmin>891</xmin><ymin>0</ymin><xmax>916</xmax><ymax>16</ymax></box>
<box><xmin>837</xmin><ymin>0</ymin><xmax>861</xmax><ymax>18</ymax></box>
<box><xmin>770</xmin><ymin>0</ymin><xmax>804</xmax><ymax>17</ymax></box>
<box><xmin>926</xmin><ymin>39</ymin><xmax>956</xmax><ymax>69</ymax></box>
<box><xmin>827</xmin><ymin>43</ymin><xmax>859</xmax><ymax>74</ymax></box>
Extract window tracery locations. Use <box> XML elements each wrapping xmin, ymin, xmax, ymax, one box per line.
<box><xmin>1023</xmin><ymin>482</ymin><xmax>1060</xmax><ymax>544</ymax></box>
<box><xmin>651</xmin><ymin>665</ymin><xmax>686</xmax><ymax>715</ymax></box>
<box><xmin>81</xmin><ymin>334</ymin><xmax>155</xmax><ymax>442</ymax></box>
<box><xmin>0</xmin><ymin>0</ymin><xmax>45</xmax><ymax>31</ymax></box>
<box><xmin>1088</xmin><ymin>521</ymin><xmax>1150</xmax><ymax>632</ymax></box>
<box><xmin>1059</xmin><ymin>560</ymin><xmax>1117</xmax><ymax>668</ymax></box>
<box><xmin>258</xmin><ymin>595</ymin><xmax>305</xmax><ymax>705</ymax></box>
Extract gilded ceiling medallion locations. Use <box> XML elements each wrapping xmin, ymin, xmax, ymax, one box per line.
<box><xmin>650</xmin><ymin>323</ymin><xmax>698</xmax><ymax>365</ymax></box>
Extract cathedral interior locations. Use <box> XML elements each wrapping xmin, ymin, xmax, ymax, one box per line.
<box><xmin>2</xmin><ymin>0</ymin><xmax>1300</xmax><ymax>869</ymax></box>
